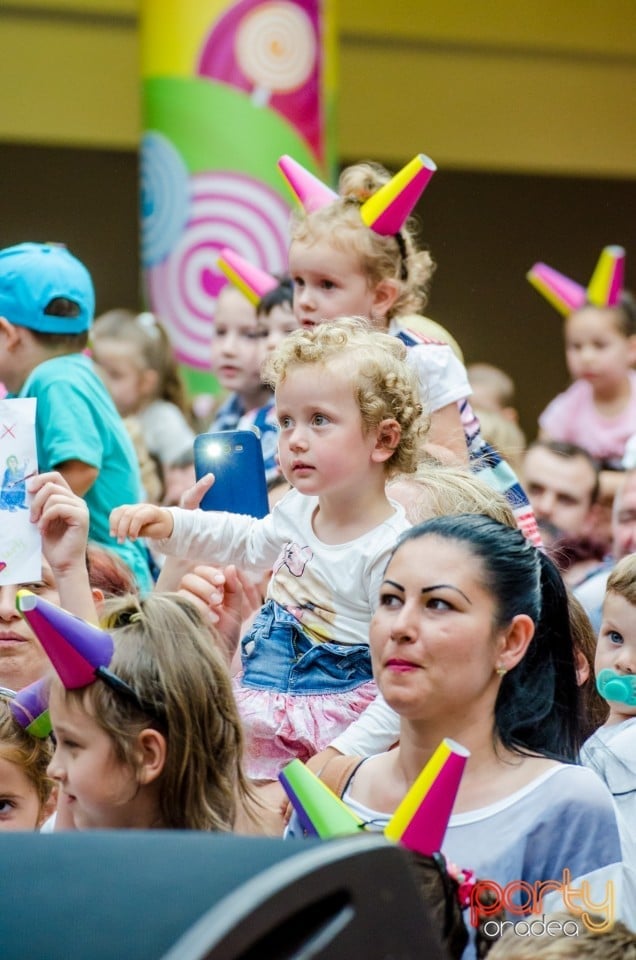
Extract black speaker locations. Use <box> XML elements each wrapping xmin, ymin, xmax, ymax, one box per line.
<box><xmin>1</xmin><ymin>832</ymin><xmax>447</xmax><ymax>960</ymax></box>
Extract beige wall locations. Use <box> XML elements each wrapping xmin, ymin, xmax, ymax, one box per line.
<box><xmin>1</xmin><ymin>0</ymin><xmax>635</xmax><ymax>177</ymax></box>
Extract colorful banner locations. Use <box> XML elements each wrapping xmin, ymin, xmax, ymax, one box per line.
<box><xmin>139</xmin><ymin>0</ymin><xmax>337</xmax><ymax>395</ymax></box>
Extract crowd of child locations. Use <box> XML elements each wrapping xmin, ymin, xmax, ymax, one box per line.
<box><xmin>0</xmin><ymin>150</ymin><xmax>635</xmax><ymax>956</ymax></box>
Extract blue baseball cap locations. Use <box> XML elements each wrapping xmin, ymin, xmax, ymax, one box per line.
<box><xmin>0</xmin><ymin>242</ymin><xmax>95</xmax><ymax>334</ymax></box>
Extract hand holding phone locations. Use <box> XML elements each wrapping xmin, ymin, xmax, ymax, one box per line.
<box><xmin>193</xmin><ymin>431</ymin><xmax>269</xmax><ymax>517</ymax></box>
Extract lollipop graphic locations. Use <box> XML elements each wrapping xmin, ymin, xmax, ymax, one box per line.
<box><xmin>235</xmin><ymin>1</ymin><xmax>317</xmax><ymax>107</ymax></box>
<box><xmin>146</xmin><ymin>170</ymin><xmax>290</xmax><ymax>369</ymax></box>
<box><xmin>140</xmin><ymin>132</ymin><xmax>190</xmax><ymax>268</ymax></box>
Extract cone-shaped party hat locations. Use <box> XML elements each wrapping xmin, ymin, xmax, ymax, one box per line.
<box><xmin>526</xmin><ymin>262</ymin><xmax>587</xmax><ymax>317</ymax></box>
<box><xmin>587</xmin><ymin>245</ymin><xmax>625</xmax><ymax>308</ymax></box>
<box><xmin>360</xmin><ymin>154</ymin><xmax>437</xmax><ymax>236</ymax></box>
<box><xmin>218</xmin><ymin>248</ymin><xmax>278</xmax><ymax>307</ymax></box>
<box><xmin>384</xmin><ymin>739</ymin><xmax>469</xmax><ymax>856</ymax></box>
<box><xmin>277</xmin><ymin>155</ymin><xmax>338</xmax><ymax>212</ymax></box>
<box><xmin>16</xmin><ymin>590</ymin><xmax>114</xmax><ymax>690</ymax></box>
<box><xmin>279</xmin><ymin>759</ymin><xmax>366</xmax><ymax>839</ymax></box>
<box><xmin>10</xmin><ymin>678</ymin><xmax>52</xmax><ymax>738</ymax></box>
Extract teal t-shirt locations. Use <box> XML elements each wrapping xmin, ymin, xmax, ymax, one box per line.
<box><xmin>16</xmin><ymin>354</ymin><xmax>152</xmax><ymax>593</ymax></box>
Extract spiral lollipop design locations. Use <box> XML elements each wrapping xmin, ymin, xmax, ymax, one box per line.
<box><xmin>146</xmin><ymin>171</ymin><xmax>290</xmax><ymax>369</ymax></box>
<box><xmin>236</xmin><ymin>1</ymin><xmax>316</xmax><ymax>106</ymax></box>
<box><xmin>140</xmin><ymin>132</ymin><xmax>190</xmax><ymax>268</ymax></box>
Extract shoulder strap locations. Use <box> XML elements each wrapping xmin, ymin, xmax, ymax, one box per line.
<box><xmin>316</xmin><ymin>755</ymin><xmax>365</xmax><ymax>799</ymax></box>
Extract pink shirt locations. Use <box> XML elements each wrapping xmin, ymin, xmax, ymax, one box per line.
<box><xmin>539</xmin><ymin>371</ymin><xmax>636</xmax><ymax>465</ymax></box>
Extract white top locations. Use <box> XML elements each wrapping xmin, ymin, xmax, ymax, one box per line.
<box><xmin>581</xmin><ymin>717</ymin><xmax>636</xmax><ymax>858</ymax></box>
<box><xmin>158</xmin><ymin>488</ymin><xmax>409</xmax><ymax>646</ymax></box>
<box><xmin>137</xmin><ymin>399</ymin><xmax>195</xmax><ymax>467</ymax></box>
<box><xmin>330</xmin><ymin>692</ymin><xmax>400</xmax><ymax>755</ymax></box>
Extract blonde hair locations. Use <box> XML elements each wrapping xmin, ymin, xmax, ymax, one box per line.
<box><xmin>263</xmin><ymin>317</ymin><xmax>428</xmax><ymax>476</ymax></box>
<box><xmin>92</xmin><ymin>309</ymin><xmax>190</xmax><ymax>414</ymax></box>
<box><xmin>388</xmin><ymin>461</ymin><xmax>517</xmax><ymax>527</ymax></box>
<box><xmin>53</xmin><ymin>593</ymin><xmax>250</xmax><ymax>831</ymax></box>
<box><xmin>0</xmin><ymin>694</ymin><xmax>54</xmax><ymax>813</ymax></box>
<box><xmin>606</xmin><ymin>553</ymin><xmax>636</xmax><ymax>606</ymax></box>
<box><xmin>487</xmin><ymin>912</ymin><xmax>636</xmax><ymax>959</ymax></box>
<box><xmin>289</xmin><ymin>161</ymin><xmax>436</xmax><ymax>320</ymax></box>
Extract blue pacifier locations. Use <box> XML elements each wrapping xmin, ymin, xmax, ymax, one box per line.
<box><xmin>596</xmin><ymin>669</ymin><xmax>636</xmax><ymax>706</ymax></box>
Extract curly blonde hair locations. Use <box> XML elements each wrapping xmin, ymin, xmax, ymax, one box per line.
<box><xmin>263</xmin><ymin>317</ymin><xmax>428</xmax><ymax>476</ymax></box>
<box><xmin>51</xmin><ymin>593</ymin><xmax>251</xmax><ymax>832</ymax></box>
<box><xmin>289</xmin><ymin>161</ymin><xmax>436</xmax><ymax>321</ymax></box>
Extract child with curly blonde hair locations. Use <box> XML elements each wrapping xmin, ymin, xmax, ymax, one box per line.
<box><xmin>111</xmin><ymin>318</ymin><xmax>428</xmax><ymax>779</ymax></box>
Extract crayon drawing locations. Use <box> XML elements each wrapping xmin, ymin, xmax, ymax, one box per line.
<box><xmin>0</xmin><ymin>398</ymin><xmax>40</xmax><ymax>585</ymax></box>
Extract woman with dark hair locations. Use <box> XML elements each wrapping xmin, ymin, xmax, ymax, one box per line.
<box><xmin>307</xmin><ymin>515</ymin><xmax>622</xmax><ymax>956</ymax></box>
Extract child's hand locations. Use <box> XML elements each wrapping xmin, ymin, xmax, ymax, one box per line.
<box><xmin>177</xmin><ymin>564</ymin><xmax>261</xmax><ymax>664</ymax></box>
<box><xmin>109</xmin><ymin>503</ymin><xmax>174</xmax><ymax>543</ymax></box>
<box><xmin>28</xmin><ymin>471</ymin><xmax>90</xmax><ymax>574</ymax></box>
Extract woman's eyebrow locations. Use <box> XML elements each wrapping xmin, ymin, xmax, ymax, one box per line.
<box><xmin>381</xmin><ymin>579</ymin><xmax>404</xmax><ymax>591</ymax></box>
<box><xmin>421</xmin><ymin>583</ymin><xmax>472</xmax><ymax>604</ymax></box>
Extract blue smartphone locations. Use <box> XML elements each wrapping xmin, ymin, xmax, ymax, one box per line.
<box><xmin>193</xmin><ymin>430</ymin><xmax>269</xmax><ymax>517</ymax></box>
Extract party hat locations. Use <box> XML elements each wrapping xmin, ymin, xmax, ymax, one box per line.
<box><xmin>218</xmin><ymin>248</ymin><xmax>278</xmax><ymax>307</ymax></box>
<box><xmin>277</xmin><ymin>155</ymin><xmax>338</xmax><ymax>212</ymax></box>
<box><xmin>10</xmin><ymin>678</ymin><xmax>51</xmax><ymax>738</ymax></box>
<box><xmin>586</xmin><ymin>245</ymin><xmax>625</xmax><ymax>308</ymax></box>
<box><xmin>526</xmin><ymin>262</ymin><xmax>587</xmax><ymax>317</ymax></box>
<box><xmin>279</xmin><ymin>759</ymin><xmax>366</xmax><ymax>839</ymax></box>
<box><xmin>360</xmin><ymin>154</ymin><xmax>437</xmax><ymax>236</ymax></box>
<box><xmin>385</xmin><ymin>739</ymin><xmax>469</xmax><ymax>856</ymax></box>
<box><xmin>16</xmin><ymin>590</ymin><xmax>114</xmax><ymax>690</ymax></box>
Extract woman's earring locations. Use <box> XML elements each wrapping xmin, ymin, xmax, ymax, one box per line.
<box><xmin>495</xmin><ymin>664</ymin><xmax>507</xmax><ymax>677</ymax></box>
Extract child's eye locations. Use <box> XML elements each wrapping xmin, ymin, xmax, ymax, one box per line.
<box><xmin>20</xmin><ymin>581</ymin><xmax>47</xmax><ymax>593</ymax></box>
<box><xmin>320</xmin><ymin>279</ymin><xmax>335</xmax><ymax>290</ymax></box>
<box><xmin>608</xmin><ymin>630</ymin><xmax>624</xmax><ymax>645</ymax></box>
<box><xmin>0</xmin><ymin>798</ymin><xmax>15</xmax><ymax>815</ymax></box>
<box><xmin>293</xmin><ymin>276</ymin><xmax>305</xmax><ymax>288</ymax></box>
<box><xmin>278</xmin><ymin>416</ymin><xmax>292</xmax><ymax>429</ymax></box>
<box><xmin>312</xmin><ymin>413</ymin><xmax>329</xmax><ymax>426</ymax></box>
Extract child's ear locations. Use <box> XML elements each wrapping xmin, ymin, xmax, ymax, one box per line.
<box><xmin>135</xmin><ymin>728</ymin><xmax>167</xmax><ymax>785</ymax></box>
<box><xmin>37</xmin><ymin>784</ymin><xmax>59</xmax><ymax>828</ymax></box>
<box><xmin>372</xmin><ymin>418</ymin><xmax>401</xmax><ymax>464</ymax></box>
<box><xmin>371</xmin><ymin>279</ymin><xmax>400</xmax><ymax>320</ymax></box>
<box><xmin>0</xmin><ymin>316</ymin><xmax>23</xmax><ymax>350</ymax></box>
<box><xmin>140</xmin><ymin>368</ymin><xmax>159</xmax><ymax>400</ymax></box>
<box><xmin>626</xmin><ymin>334</ymin><xmax>636</xmax><ymax>365</ymax></box>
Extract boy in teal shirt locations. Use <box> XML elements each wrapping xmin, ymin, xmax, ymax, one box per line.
<box><xmin>0</xmin><ymin>242</ymin><xmax>151</xmax><ymax>592</ymax></box>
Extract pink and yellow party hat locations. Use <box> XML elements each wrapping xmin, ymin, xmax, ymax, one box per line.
<box><xmin>277</xmin><ymin>155</ymin><xmax>338</xmax><ymax>212</ymax></box>
<box><xmin>587</xmin><ymin>245</ymin><xmax>625</xmax><ymax>308</ymax></box>
<box><xmin>16</xmin><ymin>590</ymin><xmax>114</xmax><ymax>690</ymax></box>
<box><xmin>279</xmin><ymin>758</ymin><xmax>366</xmax><ymax>839</ymax></box>
<box><xmin>10</xmin><ymin>678</ymin><xmax>52</xmax><ymax>739</ymax></box>
<box><xmin>218</xmin><ymin>248</ymin><xmax>278</xmax><ymax>307</ymax></box>
<box><xmin>384</xmin><ymin>738</ymin><xmax>469</xmax><ymax>856</ymax></box>
<box><xmin>526</xmin><ymin>262</ymin><xmax>587</xmax><ymax>317</ymax></box>
<box><xmin>359</xmin><ymin>154</ymin><xmax>437</xmax><ymax>236</ymax></box>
